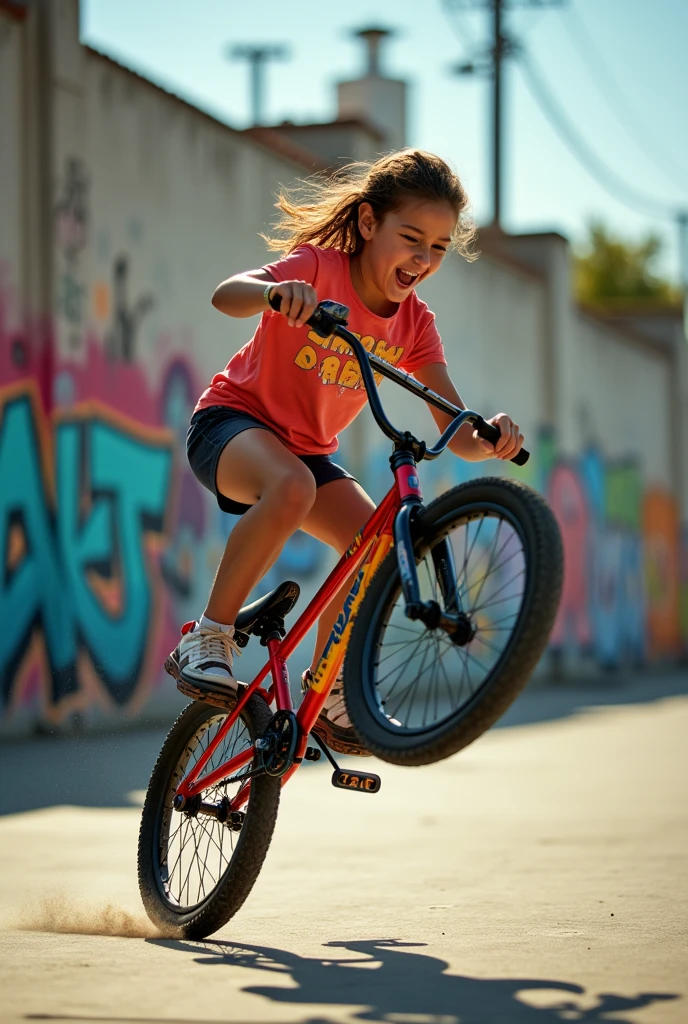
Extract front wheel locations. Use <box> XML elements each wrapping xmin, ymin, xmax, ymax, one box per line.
<box><xmin>344</xmin><ymin>478</ymin><xmax>563</xmax><ymax>766</ymax></box>
<box><xmin>138</xmin><ymin>695</ymin><xmax>280</xmax><ymax>938</ymax></box>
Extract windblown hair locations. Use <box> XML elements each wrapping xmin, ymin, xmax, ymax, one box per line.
<box><xmin>263</xmin><ymin>149</ymin><xmax>478</xmax><ymax>261</ymax></box>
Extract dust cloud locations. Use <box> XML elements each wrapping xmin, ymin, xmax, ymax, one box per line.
<box><xmin>8</xmin><ymin>894</ymin><xmax>174</xmax><ymax>938</ymax></box>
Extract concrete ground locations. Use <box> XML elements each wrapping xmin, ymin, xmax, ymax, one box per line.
<box><xmin>0</xmin><ymin>670</ymin><xmax>686</xmax><ymax>1024</ymax></box>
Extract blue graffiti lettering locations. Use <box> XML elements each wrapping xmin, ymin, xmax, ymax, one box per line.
<box><xmin>0</xmin><ymin>392</ymin><xmax>172</xmax><ymax>709</ymax></box>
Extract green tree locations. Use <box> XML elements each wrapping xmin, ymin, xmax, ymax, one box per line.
<box><xmin>573</xmin><ymin>220</ymin><xmax>680</xmax><ymax>308</ymax></box>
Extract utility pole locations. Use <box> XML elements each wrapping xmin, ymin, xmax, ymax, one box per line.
<box><xmin>492</xmin><ymin>0</ymin><xmax>504</xmax><ymax>226</ymax></box>
<box><xmin>226</xmin><ymin>44</ymin><xmax>289</xmax><ymax>126</ymax></box>
<box><xmin>678</xmin><ymin>211</ymin><xmax>688</xmax><ymax>341</ymax></box>
<box><xmin>449</xmin><ymin>0</ymin><xmax>564</xmax><ymax>228</ymax></box>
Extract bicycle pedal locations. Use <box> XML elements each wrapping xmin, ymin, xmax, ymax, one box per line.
<box><xmin>331</xmin><ymin>769</ymin><xmax>381</xmax><ymax>793</ymax></box>
<box><xmin>304</xmin><ymin>747</ymin><xmax>321</xmax><ymax>761</ymax></box>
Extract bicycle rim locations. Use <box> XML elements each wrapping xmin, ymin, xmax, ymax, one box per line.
<box><xmin>155</xmin><ymin>711</ymin><xmax>253</xmax><ymax>913</ymax></box>
<box><xmin>364</xmin><ymin>502</ymin><xmax>528</xmax><ymax>734</ymax></box>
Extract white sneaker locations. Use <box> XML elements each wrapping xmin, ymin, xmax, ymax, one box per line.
<box><xmin>166</xmin><ymin>622</ymin><xmax>244</xmax><ymax>710</ymax></box>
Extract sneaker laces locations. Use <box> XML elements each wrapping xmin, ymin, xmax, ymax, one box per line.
<box><xmin>197</xmin><ymin>627</ymin><xmax>242</xmax><ymax>668</ymax></box>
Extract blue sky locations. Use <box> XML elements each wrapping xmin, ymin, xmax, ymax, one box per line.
<box><xmin>81</xmin><ymin>0</ymin><xmax>687</xmax><ymax>283</ymax></box>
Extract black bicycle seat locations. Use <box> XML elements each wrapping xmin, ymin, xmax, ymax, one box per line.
<box><xmin>235</xmin><ymin>580</ymin><xmax>300</xmax><ymax>634</ymax></box>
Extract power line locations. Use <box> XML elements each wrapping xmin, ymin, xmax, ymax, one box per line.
<box><xmin>445</xmin><ymin>0</ymin><xmax>565</xmax><ymax>226</ymax></box>
<box><xmin>440</xmin><ymin>0</ymin><xmax>482</xmax><ymax>56</ymax></box>
<box><xmin>559</xmin><ymin>3</ymin><xmax>688</xmax><ymax>195</ymax></box>
<box><xmin>517</xmin><ymin>48</ymin><xmax>683</xmax><ymax>223</ymax></box>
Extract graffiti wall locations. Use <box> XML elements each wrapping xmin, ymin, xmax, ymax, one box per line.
<box><xmin>1</xmin><ymin>151</ymin><xmax>686</xmax><ymax>734</ymax></box>
<box><xmin>0</xmin><ymin>293</ymin><xmax>325</xmax><ymax>733</ymax></box>
<box><xmin>0</xmin><ymin>149</ymin><xmax>327</xmax><ymax>734</ymax></box>
<box><xmin>537</xmin><ymin>437</ymin><xmax>685</xmax><ymax>668</ymax></box>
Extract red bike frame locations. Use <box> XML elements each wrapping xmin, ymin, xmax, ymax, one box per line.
<box><xmin>175</xmin><ymin>460</ymin><xmax>423</xmax><ymax>810</ymax></box>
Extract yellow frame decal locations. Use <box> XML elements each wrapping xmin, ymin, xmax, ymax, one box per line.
<box><xmin>309</xmin><ymin>534</ymin><xmax>394</xmax><ymax>694</ymax></box>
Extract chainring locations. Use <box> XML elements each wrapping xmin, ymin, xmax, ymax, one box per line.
<box><xmin>259</xmin><ymin>710</ymin><xmax>299</xmax><ymax>777</ymax></box>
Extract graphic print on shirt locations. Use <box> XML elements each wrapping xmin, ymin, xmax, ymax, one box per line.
<box><xmin>294</xmin><ymin>327</ymin><xmax>404</xmax><ymax>391</ymax></box>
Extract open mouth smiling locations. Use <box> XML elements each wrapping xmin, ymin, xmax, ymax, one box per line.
<box><xmin>395</xmin><ymin>267</ymin><xmax>421</xmax><ymax>288</ymax></box>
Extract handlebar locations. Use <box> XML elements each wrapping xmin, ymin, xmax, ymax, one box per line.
<box><xmin>268</xmin><ymin>294</ymin><xmax>529</xmax><ymax>466</ymax></box>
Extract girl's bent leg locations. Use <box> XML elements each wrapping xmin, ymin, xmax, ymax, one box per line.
<box><xmin>299</xmin><ymin>477</ymin><xmax>377</xmax><ymax>671</ymax></box>
<box><xmin>205</xmin><ymin>429</ymin><xmax>316</xmax><ymax>625</ymax></box>
<box><xmin>299</xmin><ymin>477</ymin><xmax>376</xmax><ymax>756</ymax></box>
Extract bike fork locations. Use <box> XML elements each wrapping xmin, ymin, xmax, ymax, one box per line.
<box><xmin>393</xmin><ymin>490</ymin><xmax>466</xmax><ymax>641</ymax></box>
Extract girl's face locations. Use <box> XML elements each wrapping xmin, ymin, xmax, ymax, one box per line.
<box><xmin>353</xmin><ymin>198</ymin><xmax>457</xmax><ymax>316</ymax></box>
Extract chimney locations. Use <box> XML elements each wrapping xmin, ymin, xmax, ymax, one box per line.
<box><xmin>337</xmin><ymin>27</ymin><xmax>407</xmax><ymax>152</ymax></box>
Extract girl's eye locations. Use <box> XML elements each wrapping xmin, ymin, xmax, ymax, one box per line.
<box><xmin>401</xmin><ymin>233</ymin><xmax>447</xmax><ymax>253</ymax></box>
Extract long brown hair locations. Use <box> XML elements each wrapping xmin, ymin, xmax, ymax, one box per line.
<box><xmin>263</xmin><ymin>149</ymin><xmax>478</xmax><ymax>261</ymax></box>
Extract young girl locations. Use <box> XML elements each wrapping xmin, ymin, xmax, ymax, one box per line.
<box><xmin>168</xmin><ymin>149</ymin><xmax>524</xmax><ymax>756</ymax></box>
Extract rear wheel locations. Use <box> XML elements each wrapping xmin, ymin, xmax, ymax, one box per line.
<box><xmin>138</xmin><ymin>695</ymin><xmax>279</xmax><ymax>938</ymax></box>
<box><xmin>344</xmin><ymin>478</ymin><xmax>563</xmax><ymax>766</ymax></box>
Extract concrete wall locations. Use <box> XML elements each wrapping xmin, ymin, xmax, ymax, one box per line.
<box><xmin>0</xmin><ymin>0</ymin><xmax>686</xmax><ymax>736</ymax></box>
<box><xmin>0</xmin><ymin>0</ymin><xmax>329</xmax><ymax>735</ymax></box>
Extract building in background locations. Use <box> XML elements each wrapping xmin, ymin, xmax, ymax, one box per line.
<box><xmin>0</xmin><ymin>0</ymin><xmax>686</xmax><ymax>736</ymax></box>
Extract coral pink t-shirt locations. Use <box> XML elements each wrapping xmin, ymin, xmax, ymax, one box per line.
<box><xmin>196</xmin><ymin>244</ymin><xmax>446</xmax><ymax>456</ymax></box>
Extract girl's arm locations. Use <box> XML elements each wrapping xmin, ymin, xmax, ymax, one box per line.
<box><xmin>211</xmin><ymin>269</ymin><xmax>318</xmax><ymax>328</ymax></box>
<box><xmin>412</xmin><ymin>362</ymin><xmax>524</xmax><ymax>462</ymax></box>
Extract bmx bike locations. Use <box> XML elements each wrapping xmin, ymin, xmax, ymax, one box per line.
<box><xmin>138</xmin><ymin>298</ymin><xmax>563</xmax><ymax>938</ymax></box>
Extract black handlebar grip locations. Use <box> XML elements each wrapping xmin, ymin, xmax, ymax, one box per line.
<box><xmin>267</xmin><ymin>288</ymin><xmax>338</xmax><ymax>336</ymax></box>
<box><xmin>475</xmin><ymin>418</ymin><xmax>530</xmax><ymax>466</ymax></box>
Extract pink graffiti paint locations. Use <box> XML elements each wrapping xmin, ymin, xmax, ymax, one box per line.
<box><xmin>548</xmin><ymin>464</ymin><xmax>592</xmax><ymax>649</ymax></box>
<box><xmin>0</xmin><ymin>264</ymin><xmax>54</xmax><ymax>412</ymax></box>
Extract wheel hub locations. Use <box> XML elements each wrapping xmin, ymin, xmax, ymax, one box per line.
<box><xmin>447</xmin><ymin>612</ymin><xmax>476</xmax><ymax>647</ymax></box>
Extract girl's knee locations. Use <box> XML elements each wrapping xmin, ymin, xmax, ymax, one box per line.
<box><xmin>269</xmin><ymin>467</ymin><xmax>316</xmax><ymax>519</ymax></box>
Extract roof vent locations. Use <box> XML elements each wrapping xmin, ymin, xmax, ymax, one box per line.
<box><xmin>354</xmin><ymin>27</ymin><xmax>393</xmax><ymax>77</ymax></box>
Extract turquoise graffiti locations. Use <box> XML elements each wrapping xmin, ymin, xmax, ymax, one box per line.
<box><xmin>0</xmin><ymin>385</ymin><xmax>173</xmax><ymax>712</ymax></box>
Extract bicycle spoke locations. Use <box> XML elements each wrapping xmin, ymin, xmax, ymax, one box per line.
<box><xmin>375</xmin><ymin>629</ymin><xmax>426</xmax><ymax>694</ymax></box>
<box><xmin>438</xmin><ymin>650</ymin><xmax>458</xmax><ymax>711</ymax></box>
<box><xmin>470</xmin><ymin>570</ymin><xmax>525</xmax><ymax>614</ymax></box>
<box><xmin>478</xmin><ymin>610</ymin><xmax>520</xmax><ymax>628</ymax></box>
<box><xmin>403</xmin><ymin>635</ymin><xmax>435</xmax><ymax>724</ymax></box>
<box><xmin>155</xmin><ymin>709</ymin><xmax>258</xmax><ymax>912</ymax></box>
<box><xmin>384</xmin><ymin>622</ymin><xmax>428</xmax><ymax>637</ymax></box>
<box><xmin>470</xmin><ymin>537</ymin><xmax>523</xmax><ymax>610</ymax></box>
<box><xmin>469</xmin><ymin>588</ymin><xmax>525</xmax><ymax>615</ymax></box>
<box><xmin>196</xmin><ymin>818</ymin><xmax>222</xmax><ymax>890</ymax></box>
<box><xmin>424</xmin><ymin>637</ymin><xmax>441</xmax><ymax>727</ymax></box>
<box><xmin>365</xmin><ymin>506</ymin><xmax>531</xmax><ymax>738</ymax></box>
<box><xmin>375</xmin><ymin>638</ymin><xmax>425</xmax><ymax>667</ymax></box>
<box><xmin>470</xmin><ymin>519</ymin><xmax>503</xmax><ymax>609</ymax></box>
<box><xmin>168</xmin><ymin>813</ymin><xmax>196</xmax><ymax>880</ymax></box>
<box><xmin>179</xmin><ymin>825</ymin><xmax>201</xmax><ymax>906</ymax></box>
<box><xmin>457</xmin><ymin>515</ymin><xmax>487</xmax><ymax>593</ymax></box>
<box><xmin>472</xmin><ymin>632</ymin><xmax>506</xmax><ymax>655</ymax></box>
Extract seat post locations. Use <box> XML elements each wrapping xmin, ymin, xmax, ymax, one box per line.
<box><xmin>266</xmin><ymin>637</ymin><xmax>293</xmax><ymax>711</ymax></box>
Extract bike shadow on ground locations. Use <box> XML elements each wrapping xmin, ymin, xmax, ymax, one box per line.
<box><xmin>150</xmin><ymin>935</ymin><xmax>678</xmax><ymax>1024</ymax></box>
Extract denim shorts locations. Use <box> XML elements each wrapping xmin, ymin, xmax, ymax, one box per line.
<box><xmin>187</xmin><ymin>405</ymin><xmax>357</xmax><ymax>516</ymax></box>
